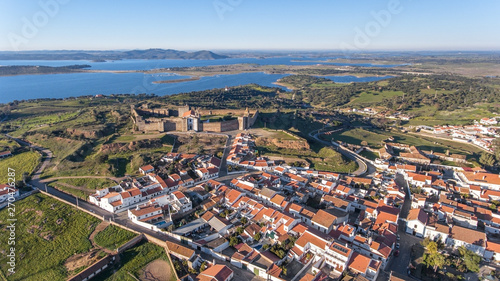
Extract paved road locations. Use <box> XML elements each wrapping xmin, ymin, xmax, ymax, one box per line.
<box><xmin>219</xmin><ymin>134</ymin><xmax>233</xmax><ymax>177</ymax></box>
<box><xmin>308</xmin><ymin>129</ymin><xmax>371</xmax><ymax>176</ymax></box>
<box><xmin>6</xmin><ymin>134</ymin><xmax>53</xmax><ymax>181</ymax></box>
<box><xmin>385</xmin><ymin>174</ymin><xmax>422</xmax><ymax>277</ymax></box>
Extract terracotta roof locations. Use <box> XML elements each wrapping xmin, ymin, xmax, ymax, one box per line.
<box><xmin>311</xmin><ymin>209</ymin><xmax>337</xmax><ymax>229</ymax></box>
<box><xmin>270</xmin><ymin>194</ymin><xmax>285</xmax><ymax>206</ymax></box>
<box><xmin>201</xmin><ymin>211</ymin><xmax>215</xmax><ymax>222</ymax></box>
<box><xmin>449</xmin><ymin>225</ymin><xmax>485</xmax><ymax>246</ymax></box>
<box><xmin>299</xmin><ymin>274</ymin><xmax>316</xmax><ymax>281</ymax></box>
<box><xmin>140</xmin><ymin>164</ymin><xmax>154</xmax><ymax>171</ymax></box>
<box><xmin>347</xmin><ymin>252</ymin><xmax>371</xmax><ymax>274</ymax></box>
<box><xmin>463</xmin><ymin>172</ymin><xmax>500</xmax><ymax>186</ymax></box>
<box><xmin>199</xmin><ymin>265</ymin><xmax>233</xmax><ymax>281</ymax></box>
<box><xmin>296</xmin><ymin>231</ymin><xmax>328</xmax><ymax>250</ymax></box>
<box><xmin>102</xmin><ymin>192</ymin><xmax>120</xmax><ymax>199</ymax></box>
<box><xmin>486</xmin><ymin>241</ymin><xmax>500</xmax><ymax>253</ymax></box>
<box><xmin>244</xmin><ymin>223</ymin><xmax>261</xmax><ymax>236</ymax></box>
<box><xmin>129</xmin><ymin>204</ymin><xmax>161</xmax><ymax>217</ymax></box>
<box><xmin>407</xmin><ymin>208</ymin><xmax>428</xmax><ymax>224</ymax></box>
<box><xmin>267</xmin><ymin>263</ymin><xmax>282</xmax><ymax>278</ymax></box>
<box><xmin>166</xmin><ymin>240</ymin><xmax>195</xmax><ymax>259</ymax></box>
<box><xmin>225</xmin><ymin>189</ymin><xmax>242</xmax><ymax>205</ymax></box>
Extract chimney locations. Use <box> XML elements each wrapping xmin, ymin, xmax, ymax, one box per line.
<box><xmin>136</xmin><ymin>205</ymin><xmax>140</xmax><ymax>211</ymax></box>
<box><xmin>483</xmin><ymin>175</ymin><xmax>487</xmax><ymax>180</ymax></box>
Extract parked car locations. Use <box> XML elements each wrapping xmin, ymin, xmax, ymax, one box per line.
<box><xmin>394</xmin><ymin>250</ymin><xmax>400</xmax><ymax>257</ymax></box>
<box><xmin>397</xmin><ymin>234</ymin><xmax>400</xmax><ymax>241</ymax></box>
<box><xmin>396</xmin><ymin>243</ymin><xmax>400</xmax><ymax>249</ymax></box>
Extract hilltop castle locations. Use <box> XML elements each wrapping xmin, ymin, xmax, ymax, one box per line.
<box><xmin>131</xmin><ymin>104</ymin><xmax>258</xmax><ymax>133</ymax></box>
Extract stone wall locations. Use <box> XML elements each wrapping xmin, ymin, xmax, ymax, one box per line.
<box><xmin>220</xmin><ymin>119</ymin><xmax>239</xmax><ymax>132</ymax></box>
<box><xmin>202</xmin><ymin>121</ymin><xmax>222</xmax><ymax>132</ymax></box>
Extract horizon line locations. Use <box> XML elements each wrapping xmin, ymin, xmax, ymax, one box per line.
<box><xmin>2</xmin><ymin>48</ymin><xmax>500</xmax><ymax>53</ymax></box>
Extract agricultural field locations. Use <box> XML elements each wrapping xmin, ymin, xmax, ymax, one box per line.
<box><xmin>0</xmin><ymin>193</ymin><xmax>139</xmax><ymax>281</ymax></box>
<box><xmin>94</xmin><ymin>241</ymin><xmax>176</xmax><ymax>281</ymax></box>
<box><xmin>0</xmin><ymin>151</ymin><xmax>40</xmax><ymax>184</ymax></box>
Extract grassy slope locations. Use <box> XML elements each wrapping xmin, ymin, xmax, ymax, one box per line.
<box><xmin>94</xmin><ymin>225</ymin><xmax>137</xmax><ymax>251</ymax></box>
<box><xmin>0</xmin><ymin>151</ymin><xmax>40</xmax><ymax>184</ymax></box>
<box><xmin>328</xmin><ymin>128</ymin><xmax>482</xmax><ymax>159</ymax></box>
<box><xmin>0</xmin><ymin>194</ymin><xmax>100</xmax><ymax>281</ymax></box>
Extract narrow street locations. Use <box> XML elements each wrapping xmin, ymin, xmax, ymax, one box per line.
<box><xmin>384</xmin><ymin>174</ymin><xmax>422</xmax><ymax>278</ymax></box>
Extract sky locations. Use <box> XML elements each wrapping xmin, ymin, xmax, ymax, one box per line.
<box><xmin>1</xmin><ymin>0</ymin><xmax>500</xmax><ymax>51</ymax></box>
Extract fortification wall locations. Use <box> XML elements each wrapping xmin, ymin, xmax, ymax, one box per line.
<box><xmin>221</xmin><ymin>119</ymin><xmax>239</xmax><ymax>131</ymax></box>
<box><xmin>202</xmin><ymin>122</ymin><xmax>222</xmax><ymax>132</ymax></box>
<box><xmin>249</xmin><ymin>110</ymin><xmax>259</xmax><ymax>127</ymax></box>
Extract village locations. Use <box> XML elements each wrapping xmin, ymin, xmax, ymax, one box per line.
<box><xmin>85</xmin><ymin>129</ymin><xmax>500</xmax><ymax>281</ymax></box>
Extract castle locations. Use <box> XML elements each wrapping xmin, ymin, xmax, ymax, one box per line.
<box><xmin>131</xmin><ymin>104</ymin><xmax>258</xmax><ymax>133</ymax></box>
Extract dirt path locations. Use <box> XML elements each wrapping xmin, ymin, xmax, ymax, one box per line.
<box><xmin>40</xmin><ymin>175</ymin><xmax>127</xmax><ymax>183</ymax></box>
<box><xmin>89</xmin><ymin>221</ymin><xmax>115</xmax><ymax>254</ymax></box>
<box><xmin>52</xmin><ymin>181</ymin><xmax>95</xmax><ymax>192</ymax></box>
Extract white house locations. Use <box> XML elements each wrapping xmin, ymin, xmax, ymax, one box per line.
<box><xmin>406</xmin><ymin>208</ymin><xmax>428</xmax><ymax>237</ymax></box>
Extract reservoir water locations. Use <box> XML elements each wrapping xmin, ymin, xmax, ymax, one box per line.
<box><xmin>0</xmin><ymin>57</ymin><xmax>397</xmax><ymax>103</ymax></box>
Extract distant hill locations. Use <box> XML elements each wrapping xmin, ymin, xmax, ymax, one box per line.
<box><xmin>0</xmin><ymin>49</ymin><xmax>229</xmax><ymax>60</ymax></box>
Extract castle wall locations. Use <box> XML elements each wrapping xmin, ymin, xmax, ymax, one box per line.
<box><xmin>249</xmin><ymin>110</ymin><xmax>259</xmax><ymax>127</ymax></box>
<box><xmin>202</xmin><ymin>122</ymin><xmax>222</xmax><ymax>132</ymax></box>
<box><xmin>220</xmin><ymin>119</ymin><xmax>239</xmax><ymax>132</ymax></box>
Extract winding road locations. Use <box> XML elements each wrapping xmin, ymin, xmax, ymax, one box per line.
<box><xmin>308</xmin><ymin>129</ymin><xmax>373</xmax><ymax>176</ymax></box>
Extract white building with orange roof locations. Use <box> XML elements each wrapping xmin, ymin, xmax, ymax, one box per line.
<box><xmin>485</xmin><ymin>240</ymin><xmax>500</xmax><ymax>261</ymax></box>
<box><xmin>346</xmin><ymin>252</ymin><xmax>381</xmax><ymax>281</ymax></box>
<box><xmin>325</xmin><ymin>241</ymin><xmax>352</xmax><ymax>273</ymax></box>
<box><xmin>406</xmin><ymin>208</ymin><xmax>429</xmax><ymax>237</ymax></box>
<box><xmin>458</xmin><ymin>171</ymin><xmax>500</xmax><ymax>190</ymax></box>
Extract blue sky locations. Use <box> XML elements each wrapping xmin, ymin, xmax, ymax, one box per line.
<box><xmin>1</xmin><ymin>0</ymin><xmax>499</xmax><ymax>51</ymax></box>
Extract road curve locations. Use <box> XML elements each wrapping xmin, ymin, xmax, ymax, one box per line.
<box><xmin>308</xmin><ymin>129</ymin><xmax>368</xmax><ymax>176</ymax></box>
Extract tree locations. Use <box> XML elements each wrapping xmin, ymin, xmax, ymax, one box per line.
<box><xmin>253</xmin><ymin>232</ymin><xmax>262</xmax><ymax>242</ymax></box>
<box><xmin>229</xmin><ymin>236</ymin><xmax>240</xmax><ymax>247</ymax></box>
<box><xmin>458</xmin><ymin>246</ymin><xmax>481</xmax><ymax>272</ymax></box>
<box><xmin>280</xmin><ymin>266</ymin><xmax>287</xmax><ymax>276</ymax></box>
<box><xmin>423</xmin><ymin>241</ymin><xmax>446</xmax><ymax>272</ymax></box>
<box><xmin>235</xmin><ymin>226</ymin><xmax>244</xmax><ymax>235</ymax></box>
<box><xmin>479</xmin><ymin>152</ymin><xmax>496</xmax><ymax>167</ymax></box>
<box><xmin>240</xmin><ymin>217</ymin><xmax>248</xmax><ymax>225</ymax></box>
<box><xmin>262</xmin><ymin>244</ymin><xmax>270</xmax><ymax>250</ymax></box>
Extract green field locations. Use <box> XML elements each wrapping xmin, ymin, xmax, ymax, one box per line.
<box><xmin>328</xmin><ymin>128</ymin><xmax>482</xmax><ymax>161</ymax></box>
<box><xmin>94</xmin><ymin>225</ymin><xmax>137</xmax><ymax>250</ymax></box>
<box><xmin>50</xmin><ymin>178</ymin><xmax>118</xmax><ymax>199</ymax></box>
<box><xmin>326</xmin><ymin>128</ymin><xmax>389</xmax><ymax>148</ymax></box>
<box><xmin>94</xmin><ymin>242</ymin><xmax>176</xmax><ymax>281</ymax></box>
<box><xmin>359</xmin><ymin>149</ymin><xmax>379</xmax><ymax>161</ymax></box>
<box><xmin>57</xmin><ymin>178</ymin><xmax>117</xmax><ymax>189</ymax></box>
<box><xmin>349</xmin><ymin>90</ymin><xmax>404</xmax><ymax>106</ymax></box>
<box><xmin>26</xmin><ymin>134</ymin><xmax>84</xmax><ymax>165</ymax></box>
<box><xmin>0</xmin><ymin>151</ymin><xmax>40</xmax><ymax>184</ymax></box>
<box><xmin>0</xmin><ymin>194</ymin><xmax>100</xmax><ymax>281</ymax></box>
<box><xmin>0</xmin><ymin>135</ymin><xmax>20</xmax><ymax>152</ymax></box>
